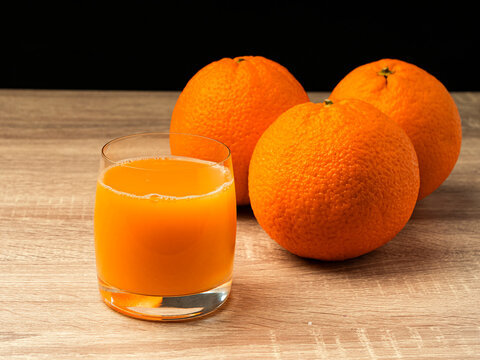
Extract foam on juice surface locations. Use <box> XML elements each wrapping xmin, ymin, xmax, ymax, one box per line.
<box><xmin>98</xmin><ymin>156</ymin><xmax>233</xmax><ymax>200</ymax></box>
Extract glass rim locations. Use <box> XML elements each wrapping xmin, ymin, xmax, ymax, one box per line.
<box><xmin>101</xmin><ymin>131</ymin><xmax>232</xmax><ymax>168</ymax></box>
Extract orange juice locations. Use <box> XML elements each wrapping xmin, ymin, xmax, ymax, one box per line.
<box><xmin>94</xmin><ymin>156</ymin><xmax>236</xmax><ymax>297</ymax></box>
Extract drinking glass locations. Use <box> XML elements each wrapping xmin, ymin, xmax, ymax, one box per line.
<box><xmin>94</xmin><ymin>132</ymin><xmax>236</xmax><ymax>321</ymax></box>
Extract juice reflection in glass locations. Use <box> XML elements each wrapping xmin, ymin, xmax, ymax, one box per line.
<box><xmin>94</xmin><ymin>133</ymin><xmax>236</xmax><ymax>321</ymax></box>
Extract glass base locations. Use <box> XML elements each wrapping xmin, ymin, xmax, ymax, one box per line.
<box><xmin>98</xmin><ymin>277</ymin><xmax>231</xmax><ymax>321</ymax></box>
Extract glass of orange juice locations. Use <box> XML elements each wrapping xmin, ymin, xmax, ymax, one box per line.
<box><xmin>94</xmin><ymin>132</ymin><xmax>236</xmax><ymax>321</ymax></box>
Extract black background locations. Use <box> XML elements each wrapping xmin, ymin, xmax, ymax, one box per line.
<box><xmin>2</xmin><ymin>1</ymin><xmax>478</xmax><ymax>92</ymax></box>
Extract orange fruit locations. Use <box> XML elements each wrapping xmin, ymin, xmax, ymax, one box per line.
<box><xmin>330</xmin><ymin>58</ymin><xmax>462</xmax><ymax>200</ymax></box>
<box><xmin>248</xmin><ymin>99</ymin><xmax>420</xmax><ymax>261</ymax></box>
<box><xmin>170</xmin><ymin>56</ymin><xmax>309</xmax><ymax>205</ymax></box>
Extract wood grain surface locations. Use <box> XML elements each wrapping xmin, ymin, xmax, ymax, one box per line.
<box><xmin>1</xmin><ymin>90</ymin><xmax>479</xmax><ymax>359</ymax></box>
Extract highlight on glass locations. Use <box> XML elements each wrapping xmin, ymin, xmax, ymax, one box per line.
<box><xmin>94</xmin><ymin>132</ymin><xmax>236</xmax><ymax>321</ymax></box>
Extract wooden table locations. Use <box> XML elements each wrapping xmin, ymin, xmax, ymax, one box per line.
<box><xmin>1</xmin><ymin>90</ymin><xmax>479</xmax><ymax>359</ymax></box>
